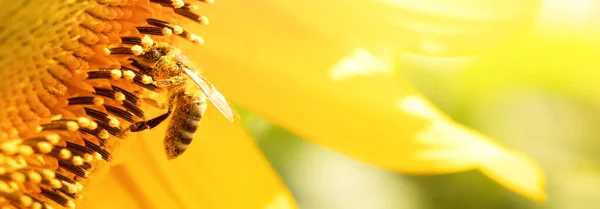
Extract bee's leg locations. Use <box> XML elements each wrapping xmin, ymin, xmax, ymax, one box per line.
<box><xmin>154</xmin><ymin>76</ymin><xmax>185</xmax><ymax>87</ymax></box>
<box><xmin>127</xmin><ymin>110</ymin><xmax>171</xmax><ymax>132</ymax></box>
<box><xmin>125</xmin><ymin>93</ymin><xmax>177</xmax><ymax>132</ymax></box>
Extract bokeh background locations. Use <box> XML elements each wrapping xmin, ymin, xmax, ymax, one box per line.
<box><xmin>234</xmin><ymin>0</ymin><xmax>600</xmax><ymax>208</ymax></box>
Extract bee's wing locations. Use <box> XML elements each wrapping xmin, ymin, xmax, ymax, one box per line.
<box><xmin>182</xmin><ymin>68</ymin><xmax>238</xmax><ymax>122</ymax></box>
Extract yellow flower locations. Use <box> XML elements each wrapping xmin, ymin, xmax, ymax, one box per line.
<box><xmin>0</xmin><ymin>0</ymin><xmax>545</xmax><ymax>209</ymax></box>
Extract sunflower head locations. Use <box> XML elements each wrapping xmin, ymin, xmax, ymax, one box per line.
<box><xmin>0</xmin><ymin>0</ymin><xmax>212</xmax><ymax>208</ymax></box>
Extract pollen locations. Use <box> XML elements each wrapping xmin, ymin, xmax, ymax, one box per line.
<box><xmin>122</xmin><ymin>70</ymin><xmax>136</xmax><ymax>80</ymax></box>
<box><xmin>0</xmin><ymin>0</ymin><xmax>213</xmax><ymax>207</ymax></box>
<box><xmin>110</xmin><ymin>69</ymin><xmax>123</xmax><ymax>79</ymax></box>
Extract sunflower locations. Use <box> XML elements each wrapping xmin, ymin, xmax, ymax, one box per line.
<box><xmin>0</xmin><ymin>0</ymin><xmax>545</xmax><ymax>209</ymax></box>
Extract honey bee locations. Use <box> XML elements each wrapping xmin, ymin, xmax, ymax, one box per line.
<box><xmin>124</xmin><ymin>40</ymin><xmax>237</xmax><ymax>159</ymax></box>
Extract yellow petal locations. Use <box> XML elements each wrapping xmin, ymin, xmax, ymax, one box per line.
<box><xmin>80</xmin><ymin>107</ymin><xmax>296</xmax><ymax>209</ymax></box>
<box><xmin>177</xmin><ymin>2</ymin><xmax>546</xmax><ymax>201</ymax></box>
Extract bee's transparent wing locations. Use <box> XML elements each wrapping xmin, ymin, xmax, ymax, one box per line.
<box><xmin>182</xmin><ymin>68</ymin><xmax>238</xmax><ymax>122</ymax></box>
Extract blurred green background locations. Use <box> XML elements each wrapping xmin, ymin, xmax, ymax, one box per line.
<box><xmin>237</xmin><ymin>55</ymin><xmax>599</xmax><ymax>209</ymax></box>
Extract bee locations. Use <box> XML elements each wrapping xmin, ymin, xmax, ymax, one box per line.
<box><xmin>124</xmin><ymin>40</ymin><xmax>237</xmax><ymax>159</ymax></box>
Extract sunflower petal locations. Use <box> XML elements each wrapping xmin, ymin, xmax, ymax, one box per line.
<box><xmin>79</xmin><ymin>107</ymin><xmax>296</xmax><ymax>209</ymax></box>
<box><xmin>180</xmin><ymin>4</ymin><xmax>546</xmax><ymax>199</ymax></box>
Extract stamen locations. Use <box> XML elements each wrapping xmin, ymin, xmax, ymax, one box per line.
<box><xmin>40</xmin><ymin>188</ymin><xmax>72</xmax><ymax>208</ymax></box>
<box><xmin>120</xmin><ymin>36</ymin><xmax>143</xmax><ymax>45</ymax></box>
<box><xmin>108</xmin><ymin>46</ymin><xmax>136</xmax><ymax>55</ymax></box>
<box><xmin>94</xmin><ymin>120</ymin><xmax>122</xmax><ymax>137</ymax></box>
<box><xmin>123</xmin><ymin>100</ymin><xmax>145</xmax><ymax>118</ymax></box>
<box><xmin>128</xmin><ymin>59</ymin><xmax>153</xmax><ymax>75</ymax></box>
<box><xmin>112</xmin><ymin>85</ymin><xmax>139</xmax><ymax>103</ymax></box>
<box><xmin>104</xmin><ymin>105</ymin><xmax>135</xmax><ymax>123</ymax></box>
<box><xmin>92</xmin><ymin>87</ymin><xmax>116</xmax><ymax>99</ymax></box>
<box><xmin>58</xmin><ymin>161</ymin><xmax>88</xmax><ymax>178</ymax></box>
<box><xmin>87</xmin><ymin>70</ymin><xmax>114</xmax><ymax>79</ymax></box>
<box><xmin>174</xmin><ymin>8</ymin><xmax>209</xmax><ymax>24</ymax></box>
<box><xmin>82</xmin><ymin>138</ymin><xmax>110</xmax><ymax>161</ymax></box>
<box><xmin>84</xmin><ymin>108</ymin><xmax>110</xmax><ymax>123</ymax></box>
<box><xmin>67</xmin><ymin>96</ymin><xmax>96</xmax><ymax>105</ymax></box>
<box><xmin>131</xmin><ymin>45</ymin><xmax>144</xmax><ymax>56</ymax></box>
<box><xmin>136</xmin><ymin>26</ymin><xmax>171</xmax><ymax>36</ymax></box>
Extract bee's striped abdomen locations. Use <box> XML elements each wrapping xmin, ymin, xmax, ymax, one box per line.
<box><xmin>164</xmin><ymin>92</ymin><xmax>207</xmax><ymax>159</ymax></box>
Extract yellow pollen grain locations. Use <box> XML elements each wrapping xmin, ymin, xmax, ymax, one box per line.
<box><xmin>77</xmin><ymin>117</ymin><xmax>91</xmax><ymax>128</ymax></box>
<box><xmin>36</xmin><ymin>142</ymin><xmax>53</xmax><ymax>154</ymax></box>
<box><xmin>50</xmin><ymin>114</ymin><xmax>62</xmax><ymax>120</ymax></box>
<box><xmin>88</xmin><ymin>121</ymin><xmax>98</xmax><ymax>130</ymax></box>
<box><xmin>14</xmin><ymin>157</ymin><xmax>27</xmax><ymax>168</ymax></box>
<box><xmin>1</xmin><ymin>143</ymin><xmax>18</xmax><ymax>156</ymax></box>
<box><xmin>173</xmin><ymin>25</ymin><xmax>183</xmax><ymax>34</ymax></box>
<box><xmin>10</xmin><ymin>173</ymin><xmax>25</xmax><ymax>184</ymax></box>
<box><xmin>49</xmin><ymin>179</ymin><xmax>62</xmax><ymax>189</ymax></box>
<box><xmin>59</xmin><ymin>149</ymin><xmax>72</xmax><ymax>160</ymax></box>
<box><xmin>141</xmin><ymin>35</ymin><xmax>154</xmax><ymax>47</ymax></box>
<box><xmin>72</xmin><ymin>156</ymin><xmax>84</xmax><ymax>166</ymax></box>
<box><xmin>141</xmin><ymin>75</ymin><xmax>153</xmax><ymax>84</ymax></box>
<box><xmin>74</xmin><ymin>182</ymin><xmax>83</xmax><ymax>191</ymax></box>
<box><xmin>98</xmin><ymin>130</ymin><xmax>110</xmax><ymax>139</ymax></box>
<box><xmin>114</xmin><ymin>92</ymin><xmax>126</xmax><ymax>102</ymax></box>
<box><xmin>84</xmin><ymin>154</ymin><xmax>94</xmax><ymax>162</ymax></box>
<box><xmin>5</xmin><ymin>158</ymin><xmax>18</xmax><ymax>170</ymax></box>
<box><xmin>103</xmin><ymin>47</ymin><xmax>111</xmax><ymax>56</ymax></box>
<box><xmin>65</xmin><ymin>121</ymin><xmax>79</xmax><ymax>132</ymax></box>
<box><xmin>110</xmin><ymin>69</ymin><xmax>122</xmax><ymax>79</ymax></box>
<box><xmin>18</xmin><ymin>146</ymin><xmax>33</xmax><ymax>156</ymax></box>
<box><xmin>19</xmin><ymin>195</ymin><xmax>32</xmax><ymax>207</ymax></box>
<box><xmin>66</xmin><ymin>200</ymin><xmax>75</xmax><ymax>209</ymax></box>
<box><xmin>74</xmin><ymin>69</ymin><xmax>87</xmax><ymax>79</ymax></box>
<box><xmin>94</xmin><ymin>152</ymin><xmax>102</xmax><ymax>160</ymax></box>
<box><xmin>172</xmin><ymin>0</ymin><xmax>184</xmax><ymax>8</ymax></box>
<box><xmin>45</xmin><ymin>133</ymin><xmax>60</xmax><ymax>144</ymax></box>
<box><xmin>122</xmin><ymin>70</ymin><xmax>136</xmax><ymax>80</ymax></box>
<box><xmin>93</xmin><ymin>97</ymin><xmax>104</xmax><ymax>106</ymax></box>
<box><xmin>188</xmin><ymin>34</ymin><xmax>204</xmax><ymax>45</ymax></box>
<box><xmin>27</xmin><ymin>171</ymin><xmax>42</xmax><ymax>184</ymax></box>
<box><xmin>35</xmin><ymin>126</ymin><xmax>43</xmax><ymax>133</ymax></box>
<box><xmin>162</xmin><ymin>27</ymin><xmax>173</xmax><ymax>36</ymax></box>
<box><xmin>64</xmin><ymin>182</ymin><xmax>77</xmax><ymax>193</ymax></box>
<box><xmin>131</xmin><ymin>45</ymin><xmax>144</xmax><ymax>56</ymax></box>
<box><xmin>41</xmin><ymin>169</ymin><xmax>54</xmax><ymax>179</ymax></box>
<box><xmin>0</xmin><ymin>167</ymin><xmax>5</xmax><ymax>175</ymax></box>
<box><xmin>32</xmin><ymin>202</ymin><xmax>42</xmax><ymax>209</ymax></box>
<box><xmin>0</xmin><ymin>182</ymin><xmax>9</xmax><ymax>192</ymax></box>
<box><xmin>8</xmin><ymin>181</ymin><xmax>20</xmax><ymax>191</ymax></box>
<box><xmin>107</xmin><ymin>115</ymin><xmax>120</xmax><ymax>127</ymax></box>
<box><xmin>188</xmin><ymin>4</ymin><xmax>199</xmax><ymax>11</ymax></box>
<box><xmin>199</xmin><ymin>16</ymin><xmax>209</xmax><ymax>25</ymax></box>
